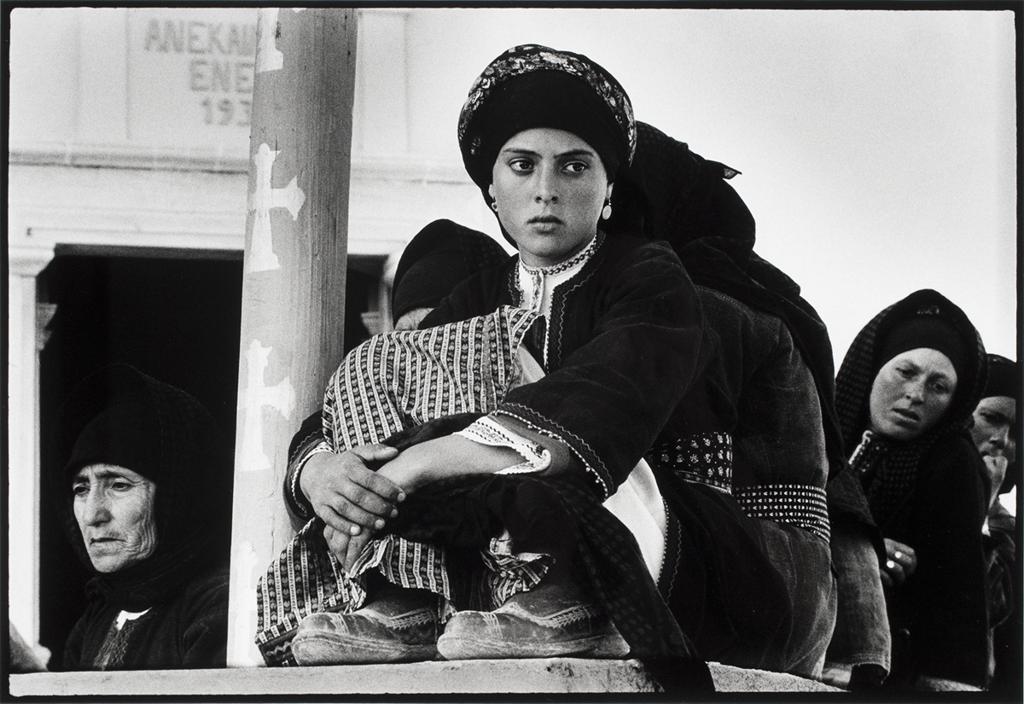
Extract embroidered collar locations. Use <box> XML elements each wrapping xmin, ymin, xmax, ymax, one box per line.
<box><xmin>516</xmin><ymin>232</ymin><xmax>603</xmax><ymax>314</ymax></box>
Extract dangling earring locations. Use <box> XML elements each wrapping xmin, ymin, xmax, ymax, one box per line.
<box><xmin>490</xmin><ymin>201</ymin><xmax>499</xmax><ymax>212</ymax></box>
<box><xmin>601</xmin><ymin>200</ymin><xmax>612</xmax><ymax>220</ymax></box>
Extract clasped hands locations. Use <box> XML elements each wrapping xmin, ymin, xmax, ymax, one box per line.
<box><xmin>298</xmin><ymin>435</ymin><xmax>528</xmax><ymax>573</ymax></box>
<box><xmin>299</xmin><ymin>443</ymin><xmax>420</xmax><ymax>575</ymax></box>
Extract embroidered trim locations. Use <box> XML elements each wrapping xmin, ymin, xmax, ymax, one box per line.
<box><xmin>546</xmin><ymin>234</ymin><xmax>603</xmax><ymax>369</ymax></box>
<box><xmin>518</xmin><ymin>231</ymin><xmax>600</xmax><ymax>283</ymax></box>
<box><xmin>650</xmin><ymin>433</ymin><xmax>733</xmax><ymax>493</ymax></box>
<box><xmin>290</xmin><ymin>441</ymin><xmax>333</xmax><ymax>515</ymax></box>
<box><xmin>733</xmin><ymin>484</ymin><xmax>831</xmax><ymax>543</ymax></box>
<box><xmin>515</xmin><ymin>233</ymin><xmax>602</xmax><ymax>366</ymax></box>
<box><xmin>456</xmin><ymin>415</ymin><xmax>552</xmax><ymax>474</ymax></box>
<box><xmin>494</xmin><ymin>405</ymin><xmax>612</xmax><ymax>498</ymax></box>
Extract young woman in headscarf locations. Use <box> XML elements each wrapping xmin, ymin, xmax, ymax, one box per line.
<box><xmin>268</xmin><ymin>44</ymin><xmax>706</xmax><ymax>676</ymax></box>
<box><xmin>263</xmin><ymin>45</ymin><xmax>817</xmax><ymax>687</ymax></box>
<box><xmin>833</xmin><ymin>289</ymin><xmax>990</xmax><ymax>690</ymax></box>
<box><xmin>54</xmin><ymin>364</ymin><xmax>233</xmax><ymax>670</ymax></box>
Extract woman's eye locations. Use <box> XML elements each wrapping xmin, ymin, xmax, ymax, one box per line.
<box><xmin>563</xmin><ymin>161</ymin><xmax>588</xmax><ymax>174</ymax></box>
<box><xmin>72</xmin><ymin>484</ymin><xmax>88</xmax><ymax>497</ymax></box>
<box><xmin>508</xmin><ymin>159</ymin><xmax>533</xmax><ymax>173</ymax></box>
<box><xmin>896</xmin><ymin>367</ymin><xmax>913</xmax><ymax>378</ymax></box>
<box><xmin>930</xmin><ymin>382</ymin><xmax>949</xmax><ymax>394</ymax></box>
<box><xmin>111</xmin><ymin>481</ymin><xmax>133</xmax><ymax>491</ymax></box>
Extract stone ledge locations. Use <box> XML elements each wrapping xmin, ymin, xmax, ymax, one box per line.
<box><xmin>9</xmin><ymin>659</ymin><xmax>840</xmax><ymax>696</ymax></box>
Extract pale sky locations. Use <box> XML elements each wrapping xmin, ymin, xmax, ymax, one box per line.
<box><xmin>400</xmin><ymin>8</ymin><xmax>1018</xmax><ymax>367</ymax></box>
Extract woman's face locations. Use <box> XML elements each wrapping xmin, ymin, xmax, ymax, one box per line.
<box><xmin>72</xmin><ymin>463</ymin><xmax>157</xmax><ymax>573</ymax></box>
<box><xmin>868</xmin><ymin>348</ymin><xmax>958</xmax><ymax>441</ymax></box>
<box><xmin>489</xmin><ymin>127</ymin><xmax>611</xmax><ymax>268</ymax></box>
<box><xmin>971</xmin><ymin>395</ymin><xmax>1016</xmax><ymax>462</ymax></box>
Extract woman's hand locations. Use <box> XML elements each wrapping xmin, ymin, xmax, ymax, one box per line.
<box><xmin>880</xmin><ymin>537</ymin><xmax>918</xmax><ymax>588</ymax></box>
<box><xmin>300</xmin><ymin>444</ymin><xmax>406</xmax><ymax>562</ymax></box>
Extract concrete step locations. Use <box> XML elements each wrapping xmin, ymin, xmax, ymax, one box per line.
<box><xmin>9</xmin><ymin>659</ymin><xmax>841</xmax><ymax>696</ymax></box>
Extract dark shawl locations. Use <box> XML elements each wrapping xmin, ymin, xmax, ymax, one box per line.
<box><xmin>392</xmin><ymin>219</ymin><xmax>510</xmax><ymax>322</ymax></box>
<box><xmin>605</xmin><ymin>121</ymin><xmax>844</xmax><ymax>483</ymax></box>
<box><xmin>835</xmin><ymin>289</ymin><xmax>990</xmax><ymax>687</ymax></box>
<box><xmin>55</xmin><ymin>364</ymin><xmax>232</xmax><ymax>669</ymax></box>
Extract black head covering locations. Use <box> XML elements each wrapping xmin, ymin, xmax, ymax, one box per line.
<box><xmin>835</xmin><ymin>289</ymin><xmax>988</xmax><ymax>525</ymax></box>
<box><xmin>983</xmin><ymin>354</ymin><xmax>1020</xmax><ymax>494</ymax></box>
<box><xmin>55</xmin><ymin>364</ymin><xmax>233</xmax><ymax>610</ymax></box>
<box><xmin>458</xmin><ymin>43</ymin><xmax>636</xmax><ymax>201</ymax></box>
<box><xmin>875</xmin><ymin>313</ymin><xmax>970</xmax><ymax>391</ymax></box>
<box><xmin>983</xmin><ymin>353</ymin><xmax>1020</xmax><ymax>401</ymax></box>
<box><xmin>602</xmin><ymin>121</ymin><xmax>845</xmax><ymax>484</ymax></box>
<box><xmin>392</xmin><ymin>219</ymin><xmax>509</xmax><ymax>323</ymax></box>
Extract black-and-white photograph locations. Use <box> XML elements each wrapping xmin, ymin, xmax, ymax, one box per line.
<box><xmin>5</xmin><ymin>4</ymin><xmax>1019</xmax><ymax>699</ymax></box>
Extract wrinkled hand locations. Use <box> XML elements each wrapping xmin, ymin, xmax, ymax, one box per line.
<box><xmin>300</xmin><ymin>444</ymin><xmax>406</xmax><ymax>566</ymax></box>
<box><xmin>880</xmin><ymin>538</ymin><xmax>917</xmax><ymax>588</ymax></box>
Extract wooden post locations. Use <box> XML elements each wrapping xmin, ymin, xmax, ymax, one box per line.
<box><xmin>226</xmin><ymin>8</ymin><xmax>357</xmax><ymax>667</ymax></box>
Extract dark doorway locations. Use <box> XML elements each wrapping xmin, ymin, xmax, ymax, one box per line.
<box><xmin>36</xmin><ymin>250</ymin><xmax>244</xmax><ymax>667</ymax></box>
<box><xmin>35</xmin><ymin>247</ymin><xmax>384</xmax><ymax>667</ymax></box>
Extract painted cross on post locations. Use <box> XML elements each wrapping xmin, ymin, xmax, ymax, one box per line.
<box><xmin>247</xmin><ymin>144</ymin><xmax>306</xmax><ymax>273</ymax></box>
<box><xmin>227</xmin><ymin>8</ymin><xmax>357</xmax><ymax>667</ymax></box>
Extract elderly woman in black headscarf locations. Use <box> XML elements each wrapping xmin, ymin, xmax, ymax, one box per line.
<box><xmin>833</xmin><ymin>289</ymin><xmax>990</xmax><ymax>690</ymax></box>
<box><xmin>971</xmin><ymin>354</ymin><xmax>1019</xmax><ymax>690</ymax></box>
<box><xmin>55</xmin><ymin>364</ymin><xmax>232</xmax><ymax>670</ymax></box>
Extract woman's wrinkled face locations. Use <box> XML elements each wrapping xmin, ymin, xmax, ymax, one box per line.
<box><xmin>489</xmin><ymin>127</ymin><xmax>611</xmax><ymax>268</ymax></box>
<box><xmin>72</xmin><ymin>463</ymin><xmax>157</xmax><ymax>573</ymax></box>
<box><xmin>971</xmin><ymin>395</ymin><xmax>1016</xmax><ymax>462</ymax></box>
<box><xmin>868</xmin><ymin>348</ymin><xmax>958</xmax><ymax>441</ymax></box>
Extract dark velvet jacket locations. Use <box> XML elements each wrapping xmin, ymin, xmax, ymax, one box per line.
<box><xmin>421</xmin><ymin>233</ymin><xmax>795</xmax><ymax>670</ymax></box>
<box><xmin>423</xmin><ymin>233</ymin><xmax>704</xmax><ymax>499</ymax></box>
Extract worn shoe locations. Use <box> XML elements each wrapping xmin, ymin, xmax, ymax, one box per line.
<box><xmin>436</xmin><ymin>583</ymin><xmax>629</xmax><ymax>660</ymax></box>
<box><xmin>291</xmin><ymin>589</ymin><xmax>440</xmax><ymax>665</ymax></box>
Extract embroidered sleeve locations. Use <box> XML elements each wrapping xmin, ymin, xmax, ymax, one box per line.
<box><xmin>455</xmin><ymin>415</ymin><xmax>551</xmax><ymax>474</ymax></box>
<box><xmin>284</xmin><ymin>410</ymin><xmax>330</xmax><ymax>520</ymax></box>
<box><xmin>496</xmin><ymin>240</ymin><xmax>702</xmax><ymax>497</ymax></box>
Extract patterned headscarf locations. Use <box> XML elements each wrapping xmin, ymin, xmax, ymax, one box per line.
<box><xmin>835</xmin><ymin>289</ymin><xmax>988</xmax><ymax>526</ymax></box>
<box><xmin>458</xmin><ymin>44</ymin><xmax>636</xmax><ymax>196</ymax></box>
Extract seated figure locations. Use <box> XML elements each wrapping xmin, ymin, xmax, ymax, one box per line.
<box><xmin>257</xmin><ymin>44</ymin><xmax>833</xmax><ymax>688</ymax></box>
<box><xmin>55</xmin><ymin>364</ymin><xmax>233</xmax><ymax>670</ymax></box>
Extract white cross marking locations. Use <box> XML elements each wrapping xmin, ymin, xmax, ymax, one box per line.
<box><xmin>255</xmin><ymin>8</ymin><xmax>283</xmax><ymax>74</ymax></box>
<box><xmin>237</xmin><ymin>338</ymin><xmax>295</xmax><ymax>473</ymax></box>
<box><xmin>247</xmin><ymin>143</ymin><xmax>305</xmax><ymax>274</ymax></box>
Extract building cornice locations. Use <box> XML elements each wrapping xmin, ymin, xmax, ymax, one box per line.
<box><xmin>9</xmin><ymin>143</ymin><xmax>469</xmax><ymax>184</ymax></box>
